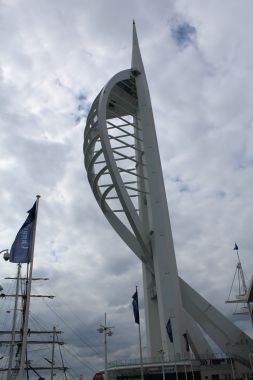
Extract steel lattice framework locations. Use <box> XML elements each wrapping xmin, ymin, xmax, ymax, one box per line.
<box><xmin>83</xmin><ymin>23</ymin><xmax>253</xmax><ymax>366</ymax></box>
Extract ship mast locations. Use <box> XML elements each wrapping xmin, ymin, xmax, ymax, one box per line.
<box><xmin>0</xmin><ymin>197</ymin><xmax>67</xmax><ymax>379</ymax></box>
<box><xmin>226</xmin><ymin>243</ymin><xmax>253</xmax><ymax>327</ymax></box>
<box><xmin>0</xmin><ymin>264</ymin><xmax>67</xmax><ymax>379</ymax></box>
<box><xmin>7</xmin><ymin>263</ymin><xmax>21</xmax><ymax>380</ymax></box>
<box><xmin>17</xmin><ymin>195</ymin><xmax>40</xmax><ymax>380</ymax></box>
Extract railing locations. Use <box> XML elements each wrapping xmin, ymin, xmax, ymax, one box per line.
<box><xmin>108</xmin><ymin>353</ymin><xmax>234</xmax><ymax>369</ymax></box>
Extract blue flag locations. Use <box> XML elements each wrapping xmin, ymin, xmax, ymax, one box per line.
<box><xmin>10</xmin><ymin>202</ymin><xmax>36</xmax><ymax>263</ymax></box>
<box><xmin>183</xmin><ymin>333</ymin><xmax>190</xmax><ymax>352</ymax></box>
<box><xmin>234</xmin><ymin>243</ymin><xmax>238</xmax><ymax>251</ymax></box>
<box><xmin>132</xmin><ymin>289</ymin><xmax>140</xmax><ymax>324</ymax></box>
<box><xmin>166</xmin><ymin>319</ymin><xmax>173</xmax><ymax>343</ymax></box>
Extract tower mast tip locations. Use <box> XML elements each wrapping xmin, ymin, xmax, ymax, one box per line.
<box><xmin>131</xmin><ymin>22</ymin><xmax>144</xmax><ymax>73</ymax></box>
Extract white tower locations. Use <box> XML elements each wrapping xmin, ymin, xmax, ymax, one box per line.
<box><xmin>84</xmin><ymin>24</ymin><xmax>253</xmax><ymax>366</ymax></box>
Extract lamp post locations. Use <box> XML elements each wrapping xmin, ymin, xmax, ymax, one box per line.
<box><xmin>0</xmin><ymin>248</ymin><xmax>21</xmax><ymax>380</ymax></box>
<box><xmin>97</xmin><ymin>313</ymin><xmax>114</xmax><ymax>380</ymax></box>
<box><xmin>0</xmin><ymin>249</ymin><xmax>10</xmax><ymax>261</ymax></box>
<box><xmin>0</xmin><ymin>249</ymin><xmax>10</xmax><ymax>296</ymax></box>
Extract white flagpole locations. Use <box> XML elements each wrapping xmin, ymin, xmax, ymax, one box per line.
<box><xmin>7</xmin><ymin>263</ymin><xmax>21</xmax><ymax>380</ymax></box>
<box><xmin>190</xmin><ymin>360</ymin><xmax>195</xmax><ymax>380</ymax></box>
<box><xmin>17</xmin><ymin>195</ymin><xmax>41</xmax><ymax>380</ymax></box>
<box><xmin>172</xmin><ymin>339</ymin><xmax>179</xmax><ymax>380</ymax></box>
<box><xmin>159</xmin><ymin>349</ymin><xmax>166</xmax><ymax>380</ymax></box>
<box><xmin>170</xmin><ymin>315</ymin><xmax>179</xmax><ymax>380</ymax></box>
<box><xmin>138</xmin><ymin>321</ymin><xmax>144</xmax><ymax>380</ymax></box>
<box><xmin>229</xmin><ymin>355</ymin><xmax>236</xmax><ymax>380</ymax></box>
<box><xmin>136</xmin><ymin>287</ymin><xmax>144</xmax><ymax>380</ymax></box>
<box><xmin>184</xmin><ymin>364</ymin><xmax>188</xmax><ymax>380</ymax></box>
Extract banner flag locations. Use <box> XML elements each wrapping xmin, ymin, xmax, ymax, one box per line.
<box><xmin>132</xmin><ymin>288</ymin><xmax>140</xmax><ymax>324</ymax></box>
<box><xmin>183</xmin><ymin>333</ymin><xmax>190</xmax><ymax>352</ymax></box>
<box><xmin>234</xmin><ymin>243</ymin><xmax>238</xmax><ymax>250</ymax></box>
<box><xmin>166</xmin><ymin>319</ymin><xmax>173</xmax><ymax>343</ymax></box>
<box><xmin>10</xmin><ymin>202</ymin><xmax>36</xmax><ymax>263</ymax></box>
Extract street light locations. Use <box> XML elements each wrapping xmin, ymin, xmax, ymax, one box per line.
<box><xmin>97</xmin><ymin>313</ymin><xmax>114</xmax><ymax>380</ymax></box>
<box><xmin>0</xmin><ymin>249</ymin><xmax>10</xmax><ymax>261</ymax></box>
<box><xmin>0</xmin><ymin>250</ymin><xmax>9</xmax><ymax>295</ymax></box>
<box><xmin>159</xmin><ymin>349</ymin><xmax>166</xmax><ymax>380</ymax></box>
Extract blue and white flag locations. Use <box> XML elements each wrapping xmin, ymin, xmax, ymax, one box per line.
<box><xmin>132</xmin><ymin>289</ymin><xmax>140</xmax><ymax>324</ymax></box>
<box><xmin>10</xmin><ymin>202</ymin><xmax>36</xmax><ymax>263</ymax></box>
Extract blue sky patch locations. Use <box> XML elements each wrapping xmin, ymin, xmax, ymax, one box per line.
<box><xmin>77</xmin><ymin>92</ymin><xmax>87</xmax><ymax>102</ymax></box>
<box><xmin>171</xmin><ymin>22</ymin><xmax>196</xmax><ymax>47</ymax></box>
<box><xmin>172</xmin><ymin>176</ymin><xmax>190</xmax><ymax>192</ymax></box>
<box><xmin>74</xmin><ymin>90</ymin><xmax>90</xmax><ymax>124</ymax></box>
<box><xmin>216</xmin><ymin>190</ymin><xmax>226</xmax><ymax>198</ymax></box>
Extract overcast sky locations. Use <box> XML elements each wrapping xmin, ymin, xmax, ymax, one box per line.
<box><xmin>1</xmin><ymin>0</ymin><xmax>253</xmax><ymax>379</ymax></box>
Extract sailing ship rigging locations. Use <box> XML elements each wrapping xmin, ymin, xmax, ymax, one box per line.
<box><xmin>0</xmin><ymin>198</ymin><xmax>103</xmax><ymax>380</ymax></box>
<box><xmin>0</xmin><ymin>197</ymin><xmax>67</xmax><ymax>380</ymax></box>
<box><xmin>0</xmin><ymin>262</ymin><xmax>67</xmax><ymax>380</ymax></box>
<box><xmin>226</xmin><ymin>243</ymin><xmax>253</xmax><ymax>326</ymax></box>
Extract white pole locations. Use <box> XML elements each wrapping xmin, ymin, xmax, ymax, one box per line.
<box><xmin>184</xmin><ymin>364</ymin><xmax>188</xmax><ymax>380</ymax></box>
<box><xmin>7</xmin><ymin>263</ymin><xmax>21</xmax><ymax>380</ymax></box>
<box><xmin>51</xmin><ymin>326</ymin><xmax>56</xmax><ymax>380</ymax></box>
<box><xmin>17</xmin><ymin>195</ymin><xmax>40</xmax><ymax>380</ymax></box>
<box><xmin>172</xmin><ymin>339</ymin><xmax>179</xmax><ymax>380</ymax></box>
<box><xmin>135</xmin><ymin>286</ymin><xmax>144</xmax><ymax>380</ymax></box>
<box><xmin>138</xmin><ymin>321</ymin><xmax>144</xmax><ymax>380</ymax></box>
<box><xmin>190</xmin><ymin>360</ymin><xmax>195</xmax><ymax>380</ymax></box>
<box><xmin>170</xmin><ymin>316</ymin><xmax>179</xmax><ymax>380</ymax></box>
<box><xmin>104</xmin><ymin>312</ymin><xmax>108</xmax><ymax>380</ymax></box>
<box><xmin>230</xmin><ymin>356</ymin><xmax>236</xmax><ymax>380</ymax></box>
<box><xmin>160</xmin><ymin>349</ymin><xmax>165</xmax><ymax>380</ymax></box>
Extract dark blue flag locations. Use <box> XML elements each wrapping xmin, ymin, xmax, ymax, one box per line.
<box><xmin>166</xmin><ymin>319</ymin><xmax>173</xmax><ymax>343</ymax></box>
<box><xmin>10</xmin><ymin>202</ymin><xmax>36</xmax><ymax>263</ymax></box>
<box><xmin>234</xmin><ymin>243</ymin><xmax>238</xmax><ymax>251</ymax></box>
<box><xmin>183</xmin><ymin>333</ymin><xmax>190</xmax><ymax>352</ymax></box>
<box><xmin>132</xmin><ymin>289</ymin><xmax>140</xmax><ymax>324</ymax></box>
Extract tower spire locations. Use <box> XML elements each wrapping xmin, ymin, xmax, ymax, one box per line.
<box><xmin>84</xmin><ymin>24</ymin><xmax>253</xmax><ymax>367</ymax></box>
<box><xmin>131</xmin><ymin>21</ymin><xmax>145</xmax><ymax>74</ymax></box>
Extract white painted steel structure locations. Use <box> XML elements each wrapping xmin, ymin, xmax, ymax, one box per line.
<box><xmin>83</xmin><ymin>24</ymin><xmax>253</xmax><ymax>366</ymax></box>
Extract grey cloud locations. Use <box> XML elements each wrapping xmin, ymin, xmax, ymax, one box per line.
<box><xmin>1</xmin><ymin>1</ymin><xmax>253</xmax><ymax>378</ymax></box>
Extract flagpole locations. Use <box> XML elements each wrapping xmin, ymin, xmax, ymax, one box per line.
<box><xmin>7</xmin><ymin>263</ymin><xmax>21</xmax><ymax>380</ymax></box>
<box><xmin>159</xmin><ymin>349</ymin><xmax>166</xmax><ymax>380</ymax></box>
<box><xmin>170</xmin><ymin>316</ymin><xmax>179</xmax><ymax>380</ymax></box>
<box><xmin>172</xmin><ymin>339</ymin><xmax>179</xmax><ymax>380</ymax></box>
<box><xmin>136</xmin><ymin>286</ymin><xmax>144</xmax><ymax>380</ymax></box>
<box><xmin>190</xmin><ymin>360</ymin><xmax>195</xmax><ymax>380</ymax></box>
<box><xmin>17</xmin><ymin>195</ymin><xmax>41</xmax><ymax>380</ymax></box>
<box><xmin>104</xmin><ymin>312</ymin><xmax>108</xmax><ymax>380</ymax></box>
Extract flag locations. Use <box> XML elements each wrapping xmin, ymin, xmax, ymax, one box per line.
<box><xmin>183</xmin><ymin>333</ymin><xmax>190</xmax><ymax>352</ymax></box>
<box><xmin>132</xmin><ymin>289</ymin><xmax>140</xmax><ymax>324</ymax></box>
<box><xmin>10</xmin><ymin>202</ymin><xmax>36</xmax><ymax>263</ymax></box>
<box><xmin>234</xmin><ymin>243</ymin><xmax>238</xmax><ymax>250</ymax></box>
<box><xmin>166</xmin><ymin>319</ymin><xmax>173</xmax><ymax>343</ymax></box>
